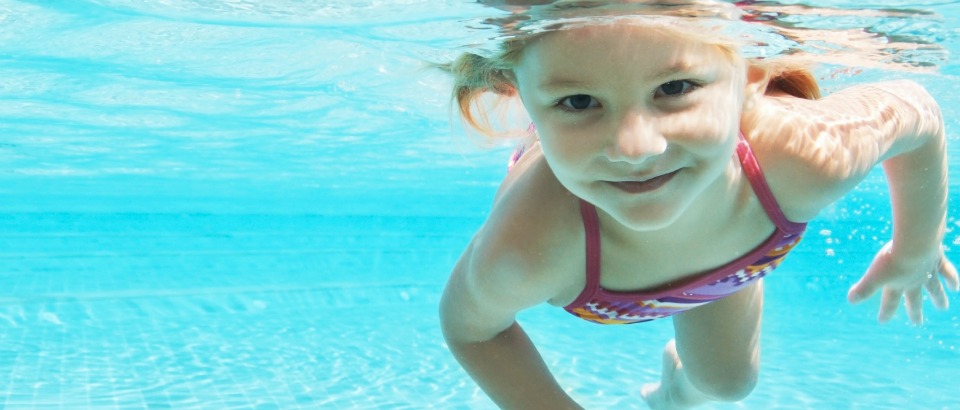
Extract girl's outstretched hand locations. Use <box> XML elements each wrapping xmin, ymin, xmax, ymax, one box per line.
<box><xmin>848</xmin><ymin>242</ymin><xmax>959</xmax><ymax>325</ymax></box>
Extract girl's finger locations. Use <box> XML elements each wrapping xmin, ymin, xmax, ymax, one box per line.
<box><xmin>924</xmin><ymin>273</ymin><xmax>949</xmax><ymax>310</ymax></box>
<box><xmin>878</xmin><ymin>288</ymin><xmax>900</xmax><ymax>323</ymax></box>
<box><xmin>849</xmin><ymin>277</ymin><xmax>880</xmax><ymax>304</ymax></box>
<box><xmin>940</xmin><ymin>257</ymin><xmax>959</xmax><ymax>291</ymax></box>
<box><xmin>904</xmin><ymin>287</ymin><xmax>924</xmax><ymax>325</ymax></box>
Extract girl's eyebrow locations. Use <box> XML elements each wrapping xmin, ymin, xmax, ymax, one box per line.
<box><xmin>538</xmin><ymin>78</ymin><xmax>591</xmax><ymax>91</ymax></box>
<box><xmin>651</xmin><ymin>60</ymin><xmax>695</xmax><ymax>80</ymax></box>
<box><xmin>537</xmin><ymin>60</ymin><xmax>698</xmax><ymax>91</ymax></box>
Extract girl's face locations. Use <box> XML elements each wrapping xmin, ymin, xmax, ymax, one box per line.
<box><xmin>512</xmin><ymin>22</ymin><xmax>750</xmax><ymax>231</ymax></box>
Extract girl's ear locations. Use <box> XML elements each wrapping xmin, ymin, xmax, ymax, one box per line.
<box><xmin>743</xmin><ymin>64</ymin><xmax>770</xmax><ymax>111</ymax></box>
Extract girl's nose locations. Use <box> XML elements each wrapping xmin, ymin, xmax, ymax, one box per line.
<box><xmin>606</xmin><ymin>110</ymin><xmax>667</xmax><ymax>163</ymax></box>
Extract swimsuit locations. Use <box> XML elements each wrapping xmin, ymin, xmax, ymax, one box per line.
<box><xmin>562</xmin><ymin>136</ymin><xmax>807</xmax><ymax>325</ymax></box>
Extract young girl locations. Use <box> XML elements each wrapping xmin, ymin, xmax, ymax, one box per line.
<box><xmin>438</xmin><ymin>16</ymin><xmax>957</xmax><ymax>410</ymax></box>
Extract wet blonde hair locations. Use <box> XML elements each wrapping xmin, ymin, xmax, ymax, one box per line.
<box><xmin>445</xmin><ymin>24</ymin><xmax>821</xmax><ymax>136</ymax></box>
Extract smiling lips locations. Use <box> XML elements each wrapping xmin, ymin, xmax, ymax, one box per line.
<box><xmin>608</xmin><ymin>169</ymin><xmax>679</xmax><ymax>194</ymax></box>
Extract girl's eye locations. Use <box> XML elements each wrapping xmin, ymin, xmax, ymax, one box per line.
<box><xmin>656</xmin><ymin>80</ymin><xmax>697</xmax><ymax>97</ymax></box>
<box><xmin>558</xmin><ymin>94</ymin><xmax>598</xmax><ymax>110</ymax></box>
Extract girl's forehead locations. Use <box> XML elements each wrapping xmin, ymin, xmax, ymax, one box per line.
<box><xmin>520</xmin><ymin>21</ymin><xmax>733</xmax><ymax>65</ymax></box>
<box><xmin>484</xmin><ymin>14</ymin><xmax>748</xmax><ymax>68</ymax></box>
<box><xmin>526</xmin><ymin>15</ymin><xmax>728</xmax><ymax>42</ymax></box>
<box><xmin>515</xmin><ymin>18</ymin><xmax>735</xmax><ymax>59</ymax></box>
<box><xmin>543</xmin><ymin>21</ymin><xmax>702</xmax><ymax>42</ymax></box>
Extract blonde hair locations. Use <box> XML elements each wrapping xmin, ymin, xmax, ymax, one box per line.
<box><xmin>761</xmin><ymin>60</ymin><xmax>821</xmax><ymax>100</ymax></box>
<box><xmin>443</xmin><ymin>36</ymin><xmax>536</xmax><ymax>136</ymax></box>
<box><xmin>444</xmin><ymin>24</ymin><xmax>821</xmax><ymax>136</ymax></box>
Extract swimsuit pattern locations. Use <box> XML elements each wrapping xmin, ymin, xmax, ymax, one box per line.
<box><xmin>564</xmin><ymin>221</ymin><xmax>803</xmax><ymax>324</ymax></box>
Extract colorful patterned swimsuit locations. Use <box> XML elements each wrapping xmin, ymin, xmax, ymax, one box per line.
<box><xmin>563</xmin><ymin>136</ymin><xmax>807</xmax><ymax>325</ymax></box>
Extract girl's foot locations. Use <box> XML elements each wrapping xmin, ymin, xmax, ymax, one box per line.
<box><xmin>641</xmin><ymin>340</ymin><xmax>707</xmax><ymax>410</ymax></box>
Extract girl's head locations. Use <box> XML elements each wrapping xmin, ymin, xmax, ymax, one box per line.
<box><xmin>449</xmin><ymin>17</ymin><xmax>819</xmax><ymax>135</ymax></box>
<box><xmin>448</xmin><ymin>17</ymin><xmax>819</xmax><ymax>229</ymax></box>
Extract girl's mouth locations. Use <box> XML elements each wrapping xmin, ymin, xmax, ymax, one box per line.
<box><xmin>607</xmin><ymin>170</ymin><xmax>679</xmax><ymax>194</ymax></box>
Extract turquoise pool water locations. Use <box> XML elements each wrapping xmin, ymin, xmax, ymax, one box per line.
<box><xmin>1</xmin><ymin>1</ymin><xmax>959</xmax><ymax>409</ymax></box>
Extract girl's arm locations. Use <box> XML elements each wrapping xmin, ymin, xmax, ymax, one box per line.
<box><xmin>443</xmin><ymin>321</ymin><xmax>583</xmax><ymax>409</ymax></box>
<box><xmin>751</xmin><ymin>80</ymin><xmax>959</xmax><ymax>323</ymax></box>
<box><xmin>440</xmin><ymin>229</ymin><xmax>582</xmax><ymax>409</ymax></box>
<box><xmin>844</xmin><ymin>82</ymin><xmax>959</xmax><ymax>323</ymax></box>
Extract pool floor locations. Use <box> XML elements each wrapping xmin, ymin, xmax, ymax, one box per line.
<box><xmin>1</xmin><ymin>212</ymin><xmax>958</xmax><ymax>409</ymax></box>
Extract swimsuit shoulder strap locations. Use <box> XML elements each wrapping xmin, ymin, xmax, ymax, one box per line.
<box><xmin>565</xmin><ymin>199</ymin><xmax>602</xmax><ymax>309</ymax></box>
<box><xmin>736</xmin><ymin>133</ymin><xmax>807</xmax><ymax>234</ymax></box>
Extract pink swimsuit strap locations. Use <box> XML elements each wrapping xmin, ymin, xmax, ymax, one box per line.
<box><xmin>566</xmin><ymin>135</ymin><xmax>807</xmax><ymax>322</ymax></box>
<box><xmin>734</xmin><ymin>135</ymin><xmax>806</xmax><ymax>234</ymax></box>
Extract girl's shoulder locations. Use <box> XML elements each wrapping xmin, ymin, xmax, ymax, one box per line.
<box><xmin>469</xmin><ymin>149</ymin><xmax>584</xmax><ymax>304</ymax></box>
<box><xmin>743</xmin><ymin>81</ymin><xmax>938</xmax><ymax>222</ymax></box>
<box><xmin>439</xmin><ymin>154</ymin><xmax>583</xmax><ymax>342</ymax></box>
